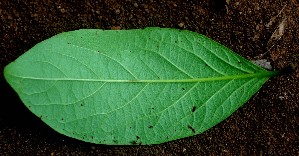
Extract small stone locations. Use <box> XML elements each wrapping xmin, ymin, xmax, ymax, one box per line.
<box><xmin>134</xmin><ymin>3</ymin><xmax>138</xmax><ymax>7</ymax></box>
<box><xmin>251</xmin><ymin>59</ymin><xmax>272</xmax><ymax>70</ymax></box>
<box><xmin>178</xmin><ymin>22</ymin><xmax>184</xmax><ymax>28</ymax></box>
<box><xmin>115</xmin><ymin>9</ymin><xmax>120</xmax><ymax>14</ymax></box>
<box><xmin>60</xmin><ymin>8</ymin><xmax>66</xmax><ymax>13</ymax></box>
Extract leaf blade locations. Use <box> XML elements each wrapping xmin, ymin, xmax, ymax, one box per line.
<box><xmin>4</xmin><ymin>27</ymin><xmax>279</xmax><ymax>145</ymax></box>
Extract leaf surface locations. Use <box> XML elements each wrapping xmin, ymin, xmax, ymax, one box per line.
<box><xmin>4</xmin><ymin>28</ymin><xmax>279</xmax><ymax>145</ymax></box>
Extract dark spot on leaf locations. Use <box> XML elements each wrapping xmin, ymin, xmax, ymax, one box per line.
<box><xmin>83</xmin><ymin>137</ymin><xmax>85</xmax><ymax>139</ymax></box>
<box><xmin>39</xmin><ymin>115</ymin><xmax>42</xmax><ymax>118</ymax></box>
<box><xmin>136</xmin><ymin>136</ymin><xmax>140</xmax><ymax>140</ymax></box>
<box><xmin>205</xmin><ymin>63</ymin><xmax>208</xmax><ymax>66</ymax></box>
<box><xmin>130</xmin><ymin>140</ymin><xmax>137</xmax><ymax>145</ymax></box>
<box><xmin>67</xmin><ymin>42</ymin><xmax>71</xmax><ymax>44</ymax></box>
<box><xmin>81</xmin><ymin>103</ymin><xmax>83</xmax><ymax>106</ymax></box>
<box><xmin>97</xmin><ymin>51</ymin><xmax>100</xmax><ymax>53</ymax></box>
<box><xmin>182</xmin><ymin>88</ymin><xmax>185</xmax><ymax>90</ymax></box>
<box><xmin>149</xmin><ymin>125</ymin><xmax>153</xmax><ymax>129</ymax></box>
<box><xmin>113</xmin><ymin>140</ymin><xmax>118</xmax><ymax>143</ymax></box>
<box><xmin>175</xmin><ymin>41</ymin><xmax>178</xmax><ymax>43</ymax></box>
<box><xmin>174</xmin><ymin>130</ymin><xmax>177</xmax><ymax>132</ymax></box>
<box><xmin>192</xmin><ymin>106</ymin><xmax>197</xmax><ymax>112</ymax></box>
<box><xmin>91</xmin><ymin>136</ymin><xmax>94</xmax><ymax>139</ymax></box>
<box><xmin>157</xmin><ymin>45</ymin><xmax>159</xmax><ymax>48</ymax></box>
<box><xmin>151</xmin><ymin>107</ymin><xmax>154</xmax><ymax>110</ymax></box>
<box><xmin>129</xmin><ymin>127</ymin><xmax>132</xmax><ymax>129</ymax></box>
<box><xmin>187</xmin><ymin>125</ymin><xmax>196</xmax><ymax>133</ymax></box>
<box><xmin>103</xmin><ymin>140</ymin><xmax>106</xmax><ymax>142</ymax></box>
<box><xmin>61</xmin><ymin>118</ymin><xmax>64</xmax><ymax>120</ymax></box>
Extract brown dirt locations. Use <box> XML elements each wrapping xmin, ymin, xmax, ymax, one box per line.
<box><xmin>1</xmin><ymin>0</ymin><xmax>298</xmax><ymax>155</ymax></box>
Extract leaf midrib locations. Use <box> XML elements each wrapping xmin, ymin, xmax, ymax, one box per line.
<box><xmin>6</xmin><ymin>71</ymin><xmax>279</xmax><ymax>83</ymax></box>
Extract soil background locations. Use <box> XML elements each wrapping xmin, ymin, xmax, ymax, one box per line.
<box><xmin>1</xmin><ymin>0</ymin><xmax>298</xmax><ymax>155</ymax></box>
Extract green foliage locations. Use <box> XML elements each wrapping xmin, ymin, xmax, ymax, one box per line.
<box><xmin>4</xmin><ymin>28</ymin><xmax>279</xmax><ymax>145</ymax></box>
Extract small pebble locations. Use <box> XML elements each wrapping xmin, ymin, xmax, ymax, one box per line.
<box><xmin>178</xmin><ymin>22</ymin><xmax>184</xmax><ymax>28</ymax></box>
<box><xmin>115</xmin><ymin>9</ymin><xmax>120</xmax><ymax>14</ymax></box>
<box><xmin>134</xmin><ymin>3</ymin><xmax>138</xmax><ymax>7</ymax></box>
<box><xmin>251</xmin><ymin>59</ymin><xmax>272</xmax><ymax>70</ymax></box>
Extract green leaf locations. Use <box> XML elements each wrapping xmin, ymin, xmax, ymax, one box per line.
<box><xmin>4</xmin><ymin>27</ymin><xmax>279</xmax><ymax>145</ymax></box>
